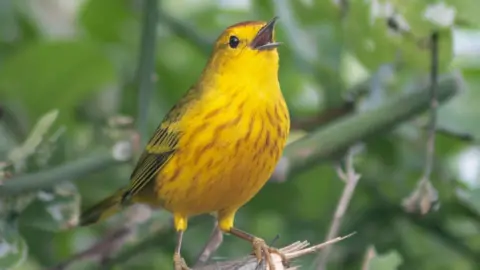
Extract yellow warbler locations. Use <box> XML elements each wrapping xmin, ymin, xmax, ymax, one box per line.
<box><xmin>80</xmin><ymin>17</ymin><xmax>290</xmax><ymax>270</ymax></box>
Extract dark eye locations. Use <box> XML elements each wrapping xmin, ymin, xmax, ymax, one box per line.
<box><xmin>229</xmin><ymin>36</ymin><xmax>240</xmax><ymax>48</ymax></box>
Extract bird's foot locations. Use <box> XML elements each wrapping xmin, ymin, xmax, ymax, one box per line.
<box><xmin>173</xmin><ymin>252</ymin><xmax>191</xmax><ymax>270</ymax></box>
<box><xmin>252</xmin><ymin>237</ymin><xmax>290</xmax><ymax>270</ymax></box>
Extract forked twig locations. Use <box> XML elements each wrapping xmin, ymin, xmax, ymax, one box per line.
<box><xmin>314</xmin><ymin>148</ymin><xmax>361</xmax><ymax>269</ymax></box>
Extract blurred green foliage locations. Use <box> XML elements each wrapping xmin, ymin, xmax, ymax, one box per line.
<box><xmin>1</xmin><ymin>0</ymin><xmax>480</xmax><ymax>270</ymax></box>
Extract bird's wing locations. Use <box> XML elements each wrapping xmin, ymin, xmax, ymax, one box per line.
<box><xmin>123</xmin><ymin>87</ymin><xmax>199</xmax><ymax>201</ymax></box>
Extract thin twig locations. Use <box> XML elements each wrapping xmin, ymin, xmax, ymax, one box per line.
<box><xmin>360</xmin><ymin>245</ymin><xmax>376</xmax><ymax>270</ymax></box>
<box><xmin>285</xmin><ymin>233</ymin><xmax>355</xmax><ymax>260</ymax></box>
<box><xmin>418</xmin><ymin>125</ymin><xmax>474</xmax><ymax>142</ymax></box>
<box><xmin>46</xmin><ymin>227</ymin><xmax>132</xmax><ymax>270</ymax></box>
<box><xmin>290</xmin><ymin>101</ymin><xmax>355</xmax><ymax>131</ymax></box>
<box><xmin>135</xmin><ymin>0</ymin><xmax>158</xmax><ymax>146</ymax></box>
<box><xmin>99</xmin><ymin>215</ymin><xmax>209</xmax><ymax>269</ymax></box>
<box><xmin>194</xmin><ymin>222</ymin><xmax>223</xmax><ymax>267</ymax></box>
<box><xmin>314</xmin><ymin>148</ymin><xmax>361</xmax><ymax>270</ymax></box>
<box><xmin>339</xmin><ymin>0</ymin><xmax>349</xmax><ymax>19</ymax></box>
<box><xmin>435</xmin><ymin>127</ymin><xmax>473</xmax><ymax>142</ymax></box>
<box><xmin>45</xmin><ymin>205</ymin><xmax>153</xmax><ymax>270</ymax></box>
<box><xmin>402</xmin><ymin>31</ymin><xmax>441</xmax><ymax>215</ymax></box>
<box><xmin>423</xmin><ymin>31</ymin><xmax>439</xmax><ymax>180</ymax></box>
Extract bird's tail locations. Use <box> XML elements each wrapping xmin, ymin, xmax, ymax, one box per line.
<box><xmin>79</xmin><ymin>187</ymin><xmax>129</xmax><ymax>226</ymax></box>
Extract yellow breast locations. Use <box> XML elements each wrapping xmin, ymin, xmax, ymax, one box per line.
<box><xmin>155</xmin><ymin>89</ymin><xmax>290</xmax><ymax>217</ymax></box>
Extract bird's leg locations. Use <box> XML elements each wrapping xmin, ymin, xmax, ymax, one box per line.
<box><xmin>173</xmin><ymin>230</ymin><xmax>191</xmax><ymax>270</ymax></box>
<box><xmin>229</xmin><ymin>227</ymin><xmax>289</xmax><ymax>270</ymax></box>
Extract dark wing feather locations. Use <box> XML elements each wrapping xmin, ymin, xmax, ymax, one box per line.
<box><xmin>121</xmin><ymin>87</ymin><xmax>200</xmax><ymax>202</ymax></box>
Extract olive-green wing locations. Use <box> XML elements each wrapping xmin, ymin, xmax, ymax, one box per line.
<box><xmin>121</xmin><ymin>87</ymin><xmax>199</xmax><ymax>202</ymax></box>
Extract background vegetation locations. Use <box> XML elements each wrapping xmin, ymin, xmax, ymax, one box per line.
<box><xmin>1</xmin><ymin>0</ymin><xmax>480</xmax><ymax>269</ymax></box>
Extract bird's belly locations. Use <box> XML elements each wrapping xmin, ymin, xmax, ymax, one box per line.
<box><xmin>155</xmin><ymin>118</ymin><xmax>286</xmax><ymax>217</ymax></box>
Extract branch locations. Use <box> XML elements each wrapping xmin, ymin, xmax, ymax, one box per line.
<box><xmin>314</xmin><ymin>148</ymin><xmax>361</xmax><ymax>269</ymax></box>
<box><xmin>194</xmin><ymin>222</ymin><xmax>223</xmax><ymax>267</ymax></box>
<box><xmin>360</xmin><ymin>246</ymin><xmax>376</xmax><ymax>270</ymax></box>
<box><xmin>0</xmin><ymin>151</ymin><xmax>125</xmax><ymax>196</ymax></box>
<box><xmin>193</xmin><ymin>233</ymin><xmax>354</xmax><ymax>270</ymax></box>
<box><xmin>135</xmin><ymin>0</ymin><xmax>158</xmax><ymax>145</ymax></box>
<box><xmin>270</xmin><ymin>73</ymin><xmax>460</xmax><ymax>183</ymax></box>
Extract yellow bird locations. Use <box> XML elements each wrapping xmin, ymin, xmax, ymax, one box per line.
<box><xmin>80</xmin><ymin>17</ymin><xmax>290</xmax><ymax>270</ymax></box>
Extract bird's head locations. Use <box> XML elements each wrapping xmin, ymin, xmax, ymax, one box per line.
<box><xmin>204</xmin><ymin>17</ymin><xmax>281</xmax><ymax>78</ymax></box>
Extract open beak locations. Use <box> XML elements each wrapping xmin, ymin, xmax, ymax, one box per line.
<box><xmin>250</xmin><ymin>17</ymin><xmax>281</xmax><ymax>51</ymax></box>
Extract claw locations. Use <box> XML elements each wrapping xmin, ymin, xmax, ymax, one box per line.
<box><xmin>173</xmin><ymin>252</ymin><xmax>191</xmax><ymax>270</ymax></box>
<box><xmin>251</xmin><ymin>238</ymin><xmax>290</xmax><ymax>270</ymax></box>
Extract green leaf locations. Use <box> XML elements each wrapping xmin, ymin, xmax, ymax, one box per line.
<box><xmin>0</xmin><ymin>224</ymin><xmax>28</xmax><ymax>270</ymax></box>
<box><xmin>0</xmin><ymin>41</ymin><xmax>116</xmax><ymax>123</ymax></box>
<box><xmin>7</xmin><ymin>109</ymin><xmax>58</xmax><ymax>171</ymax></box>
<box><xmin>369</xmin><ymin>250</ymin><xmax>403</xmax><ymax>270</ymax></box>
<box><xmin>20</xmin><ymin>182</ymin><xmax>80</xmax><ymax>231</ymax></box>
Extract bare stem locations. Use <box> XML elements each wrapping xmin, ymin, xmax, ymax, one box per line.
<box><xmin>314</xmin><ymin>148</ymin><xmax>361</xmax><ymax>270</ymax></box>
<box><xmin>360</xmin><ymin>245</ymin><xmax>377</xmax><ymax>270</ymax></box>
<box><xmin>194</xmin><ymin>222</ymin><xmax>223</xmax><ymax>267</ymax></box>
<box><xmin>136</xmin><ymin>0</ymin><xmax>158</xmax><ymax>146</ymax></box>
<box><xmin>423</xmin><ymin>31</ymin><xmax>439</xmax><ymax>180</ymax></box>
